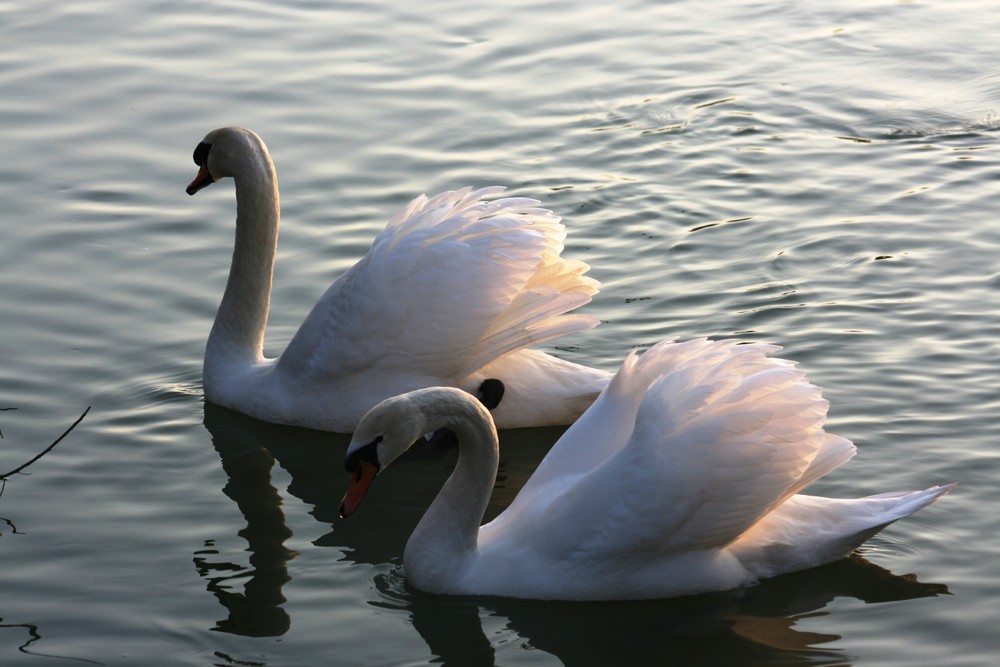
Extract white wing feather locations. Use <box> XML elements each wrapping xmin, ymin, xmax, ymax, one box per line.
<box><xmin>485</xmin><ymin>339</ymin><xmax>846</xmax><ymax>561</ymax></box>
<box><xmin>279</xmin><ymin>187</ymin><xmax>598</xmax><ymax>383</ymax></box>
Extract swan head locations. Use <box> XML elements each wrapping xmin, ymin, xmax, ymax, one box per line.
<box><xmin>338</xmin><ymin>381</ymin><xmax>505</xmax><ymax>518</ymax></box>
<box><xmin>339</xmin><ymin>390</ymin><xmax>437</xmax><ymax>518</ymax></box>
<box><xmin>185</xmin><ymin>126</ymin><xmax>266</xmax><ymax>195</ymax></box>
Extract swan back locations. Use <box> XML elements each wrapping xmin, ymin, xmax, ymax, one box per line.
<box><xmin>282</xmin><ymin>187</ymin><xmax>598</xmax><ymax>382</ymax></box>
<box><xmin>272</xmin><ymin>186</ymin><xmax>605</xmax><ymax>430</ymax></box>
<box><xmin>488</xmin><ymin>339</ymin><xmax>849</xmax><ymax>559</ymax></box>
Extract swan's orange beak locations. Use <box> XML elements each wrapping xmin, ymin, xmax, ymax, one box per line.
<box><xmin>340</xmin><ymin>460</ymin><xmax>379</xmax><ymax>518</ymax></box>
<box><xmin>186</xmin><ymin>164</ymin><xmax>215</xmax><ymax>195</ymax></box>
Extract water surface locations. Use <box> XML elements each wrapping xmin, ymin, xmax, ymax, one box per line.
<box><xmin>2</xmin><ymin>0</ymin><xmax>998</xmax><ymax>664</ymax></box>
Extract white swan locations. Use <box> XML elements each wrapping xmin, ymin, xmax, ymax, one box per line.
<box><xmin>340</xmin><ymin>338</ymin><xmax>953</xmax><ymax>600</ymax></box>
<box><xmin>186</xmin><ymin>126</ymin><xmax>610</xmax><ymax>432</ymax></box>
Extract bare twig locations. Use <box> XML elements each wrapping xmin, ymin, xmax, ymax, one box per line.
<box><xmin>0</xmin><ymin>407</ymin><xmax>91</xmax><ymax>480</ymax></box>
<box><xmin>0</xmin><ymin>406</ymin><xmax>19</xmax><ymax>438</ymax></box>
<box><xmin>0</xmin><ymin>618</ymin><xmax>105</xmax><ymax>664</ymax></box>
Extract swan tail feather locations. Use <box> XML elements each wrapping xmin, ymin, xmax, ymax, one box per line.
<box><xmin>732</xmin><ymin>484</ymin><xmax>955</xmax><ymax>579</ymax></box>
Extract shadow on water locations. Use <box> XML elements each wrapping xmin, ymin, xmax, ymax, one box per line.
<box><xmin>199</xmin><ymin>403</ymin><xmax>949</xmax><ymax>664</ymax></box>
<box><xmin>195</xmin><ymin>403</ymin><xmax>343</xmax><ymax>637</ymax></box>
<box><xmin>392</xmin><ymin>557</ymin><xmax>948</xmax><ymax>667</ymax></box>
<box><xmin>191</xmin><ymin>434</ymin><xmax>294</xmax><ymax>637</ymax></box>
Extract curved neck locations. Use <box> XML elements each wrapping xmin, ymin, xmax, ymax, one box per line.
<box><xmin>404</xmin><ymin>394</ymin><xmax>499</xmax><ymax>587</ymax></box>
<box><xmin>206</xmin><ymin>147</ymin><xmax>280</xmax><ymax>374</ymax></box>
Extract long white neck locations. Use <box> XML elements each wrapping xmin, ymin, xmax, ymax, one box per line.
<box><xmin>204</xmin><ymin>144</ymin><xmax>280</xmax><ymax>382</ymax></box>
<box><xmin>403</xmin><ymin>392</ymin><xmax>499</xmax><ymax>592</ymax></box>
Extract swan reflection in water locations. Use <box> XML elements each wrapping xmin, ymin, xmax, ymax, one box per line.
<box><xmin>197</xmin><ymin>402</ymin><xmax>947</xmax><ymax>662</ymax></box>
<box><xmin>390</xmin><ymin>554</ymin><xmax>947</xmax><ymax>666</ymax></box>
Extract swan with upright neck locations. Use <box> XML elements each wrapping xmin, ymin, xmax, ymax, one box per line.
<box><xmin>186</xmin><ymin>126</ymin><xmax>610</xmax><ymax>432</ymax></box>
<box><xmin>340</xmin><ymin>338</ymin><xmax>953</xmax><ymax>600</ymax></box>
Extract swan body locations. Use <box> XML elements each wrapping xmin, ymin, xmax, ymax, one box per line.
<box><xmin>186</xmin><ymin>127</ymin><xmax>610</xmax><ymax>432</ymax></box>
<box><xmin>340</xmin><ymin>338</ymin><xmax>953</xmax><ymax>601</ymax></box>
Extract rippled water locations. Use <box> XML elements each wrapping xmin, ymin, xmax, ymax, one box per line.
<box><xmin>2</xmin><ymin>0</ymin><xmax>998</xmax><ymax>664</ymax></box>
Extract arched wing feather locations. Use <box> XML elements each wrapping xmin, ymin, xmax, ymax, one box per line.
<box><xmin>487</xmin><ymin>339</ymin><xmax>848</xmax><ymax>562</ymax></box>
<box><xmin>279</xmin><ymin>187</ymin><xmax>599</xmax><ymax>383</ymax></box>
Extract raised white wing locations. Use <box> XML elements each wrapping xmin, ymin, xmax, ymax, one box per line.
<box><xmin>278</xmin><ymin>187</ymin><xmax>599</xmax><ymax>383</ymax></box>
<box><xmin>485</xmin><ymin>339</ymin><xmax>850</xmax><ymax>561</ymax></box>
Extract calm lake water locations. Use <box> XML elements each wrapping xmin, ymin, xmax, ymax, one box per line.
<box><xmin>2</xmin><ymin>0</ymin><xmax>998</xmax><ymax>664</ymax></box>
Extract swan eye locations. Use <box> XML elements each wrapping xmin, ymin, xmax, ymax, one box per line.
<box><xmin>193</xmin><ymin>141</ymin><xmax>211</xmax><ymax>167</ymax></box>
<box><xmin>344</xmin><ymin>436</ymin><xmax>382</xmax><ymax>473</ymax></box>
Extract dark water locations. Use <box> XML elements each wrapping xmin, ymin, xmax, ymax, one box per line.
<box><xmin>2</xmin><ymin>0</ymin><xmax>998</xmax><ymax>664</ymax></box>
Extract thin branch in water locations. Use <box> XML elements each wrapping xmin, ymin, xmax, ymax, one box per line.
<box><xmin>0</xmin><ymin>618</ymin><xmax>105</xmax><ymax>665</ymax></box>
<box><xmin>1</xmin><ymin>515</ymin><xmax>23</xmax><ymax>535</ymax></box>
<box><xmin>0</xmin><ymin>407</ymin><xmax>91</xmax><ymax>480</ymax></box>
<box><xmin>0</xmin><ymin>406</ymin><xmax>19</xmax><ymax>438</ymax></box>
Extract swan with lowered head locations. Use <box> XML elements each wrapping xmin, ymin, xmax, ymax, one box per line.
<box><xmin>186</xmin><ymin>126</ymin><xmax>610</xmax><ymax>432</ymax></box>
<box><xmin>340</xmin><ymin>337</ymin><xmax>953</xmax><ymax>600</ymax></box>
